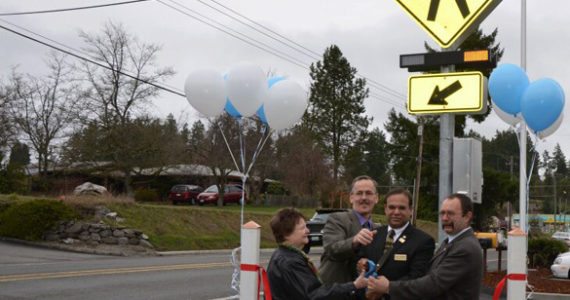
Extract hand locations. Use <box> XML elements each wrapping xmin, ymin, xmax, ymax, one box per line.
<box><xmin>353</xmin><ymin>229</ymin><xmax>377</xmax><ymax>248</ymax></box>
<box><xmin>353</xmin><ymin>270</ymin><xmax>368</xmax><ymax>289</ymax></box>
<box><xmin>367</xmin><ymin>276</ymin><xmax>389</xmax><ymax>295</ymax></box>
<box><xmin>356</xmin><ymin>258</ymin><xmax>369</xmax><ymax>274</ymax></box>
<box><xmin>365</xmin><ymin>290</ymin><xmax>382</xmax><ymax>300</ymax></box>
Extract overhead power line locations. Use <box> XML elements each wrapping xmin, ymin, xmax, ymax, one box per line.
<box><xmin>0</xmin><ymin>22</ymin><xmax>185</xmax><ymax>97</ymax></box>
<box><xmin>158</xmin><ymin>0</ymin><xmax>311</xmax><ymax>69</ymax></box>
<box><xmin>161</xmin><ymin>0</ymin><xmax>407</xmax><ymax>108</ymax></box>
<box><xmin>0</xmin><ymin>0</ymin><xmax>151</xmax><ymax>16</ymax></box>
<box><xmin>200</xmin><ymin>0</ymin><xmax>406</xmax><ymax>100</ymax></box>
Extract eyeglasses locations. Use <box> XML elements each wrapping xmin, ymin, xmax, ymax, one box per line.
<box><xmin>352</xmin><ymin>191</ymin><xmax>376</xmax><ymax>197</ymax></box>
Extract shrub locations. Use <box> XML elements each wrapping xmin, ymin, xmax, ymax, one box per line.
<box><xmin>0</xmin><ymin>199</ymin><xmax>77</xmax><ymax>240</ymax></box>
<box><xmin>134</xmin><ymin>188</ymin><xmax>159</xmax><ymax>202</ymax></box>
<box><xmin>265</xmin><ymin>182</ymin><xmax>289</xmax><ymax>195</ymax></box>
<box><xmin>528</xmin><ymin>237</ymin><xmax>568</xmax><ymax>268</ymax></box>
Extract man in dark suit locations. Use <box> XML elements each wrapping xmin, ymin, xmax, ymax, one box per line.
<box><xmin>358</xmin><ymin>189</ymin><xmax>435</xmax><ymax>299</ymax></box>
<box><xmin>319</xmin><ymin>175</ymin><xmax>380</xmax><ymax>284</ymax></box>
<box><xmin>366</xmin><ymin>193</ymin><xmax>483</xmax><ymax>300</ymax></box>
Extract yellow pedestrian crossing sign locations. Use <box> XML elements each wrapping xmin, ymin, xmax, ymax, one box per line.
<box><xmin>394</xmin><ymin>0</ymin><xmax>502</xmax><ymax>49</ymax></box>
<box><xmin>407</xmin><ymin>71</ymin><xmax>487</xmax><ymax>114</ymax></box>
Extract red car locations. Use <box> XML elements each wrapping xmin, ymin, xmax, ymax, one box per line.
<box><xmin>168</xmin><ymin>185</ymin><xmax>203</xmax><ymax>205</ymax></box>
<box><xmin>196</xmin><ymin>184</ymin><xmax>246</xmax><ymax>206</ymax></box>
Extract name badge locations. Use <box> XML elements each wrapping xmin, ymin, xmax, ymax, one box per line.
<box><xmin>394</xmin><ymin>254</ymin><xmax>407</xmax><ymax>261</ymax></box>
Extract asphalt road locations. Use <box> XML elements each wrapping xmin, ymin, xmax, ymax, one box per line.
<box><xmin>0</xmin><ymin>241</ymin><xmax>506</xmax><ymax>299</ymax></box>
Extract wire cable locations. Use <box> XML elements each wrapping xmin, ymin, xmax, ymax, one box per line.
<box><xmin>0</xmin><ymin>22</ymin><xmax>185</xmax><ymax>97</ymax></box>
<box><xmin>0</xmin><ymin>0</ymin><xmax>151</xmax><ymax>16</ymax></box>
<box><xmin>199</xmin><ymin>0</ymin><xmax>407</xmax><ymax>101</ymax></box>
<box><xmin>159</xmin><ymin>0</ymin><xmax>407</xmax><ymax>108</ymax></box>
<box><xmin>157</xmin><ymin>0</ymin><xmax>310</xmax><ymax>70</ymax></box>
<box><xmin>161</xmin><ymin>0</ymin><xmax>311</xmax><ymax>68</ymax></box>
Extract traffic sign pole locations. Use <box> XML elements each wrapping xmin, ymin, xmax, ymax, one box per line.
<box><xmin>438</xmin><ymin>58</ymin><xmax>454</xmax><ymax>245</ymax></box>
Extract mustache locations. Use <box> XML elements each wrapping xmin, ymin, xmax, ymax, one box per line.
<box><xmin>442</xmin><ymin>222</ymin><xmax>454</xmax><ymax>229</ymax></box>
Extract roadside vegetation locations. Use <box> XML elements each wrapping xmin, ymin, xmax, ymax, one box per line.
<box><xmin>0</xmin><ymin>194</ymin><xmax>437</xmax><ymax>251</ymax></box>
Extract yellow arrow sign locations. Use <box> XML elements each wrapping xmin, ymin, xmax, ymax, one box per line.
<box><xmin>395</xmin><ymin>0</ymin><xmax>502</xmax><ymax>49</ymax></box>
<box><xmin>407</xmin><ymin>71</ymin><xmax>487</xmax><ymax>114</ymax></box>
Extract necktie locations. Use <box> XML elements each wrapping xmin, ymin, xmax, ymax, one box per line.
<box><xmin>383</xmin><ymin>229</ymin><xmax>395</xmax><ymax>256</ymax></box>
<box><xmin>362</xmin><ymin>221</ymin><xmax>370</xmax><ymax>230</ymax></box>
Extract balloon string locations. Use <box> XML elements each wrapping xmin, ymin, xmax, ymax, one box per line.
<box><xmin>245</xmin><ymin>125</ymin><xmax>271</xmax><ymax>177</ymax></box>
<box><xmin>238</xmin><ymin>119</ymin><xmax>247</xmax><ymax>228</ymax></box>
<box><xmin>525</xmin><ymin>135</ymin><xmax>539</xmax><ymax>231</ymax></box>
<box><xmin>217</xmin><ymin>121</ymin><xmax>241</xmax><ymax>174</ymax></box>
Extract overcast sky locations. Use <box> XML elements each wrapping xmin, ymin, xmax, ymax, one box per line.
<box><xmin>1</xmin><ymin>0</ymin><xmax>569</xmax><ymax>161</ymax></box>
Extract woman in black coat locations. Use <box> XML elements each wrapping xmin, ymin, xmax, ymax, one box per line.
<box><xmin>267</xmin><ymin>208</ymin><xmax>368</xmax><ymax>300</ymax></box>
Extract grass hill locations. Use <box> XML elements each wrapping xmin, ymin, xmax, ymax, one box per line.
<box><xmin>0</xmin><ymin>194</ymin><xmax>438</xmax><ymax>251</ymax></box>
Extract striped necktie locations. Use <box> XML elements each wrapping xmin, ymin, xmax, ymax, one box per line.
<box><xmin>383</xmin><ymin>229</ymin><xmax>395</xmax><ymax>255</ymax></box>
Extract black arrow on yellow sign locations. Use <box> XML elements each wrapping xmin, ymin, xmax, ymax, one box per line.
<box><xmin>428</xmin><ymin>0</ymin><xmax>470</xmax><ymax>21</ymax></box>
<box><xmin>428</xmin><ymin>80</ymin><xmax>462</xmax><ymax>105</ymax></box>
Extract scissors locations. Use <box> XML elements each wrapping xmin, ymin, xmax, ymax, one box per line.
<box><xmin>364</xmin><ymin>259</ymin><xmax>378</xmax><ymax>279</ymax></box>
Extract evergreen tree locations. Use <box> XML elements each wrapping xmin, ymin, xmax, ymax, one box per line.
<box><xmin>8</xmin><ymin>141</ymin><xmax>30</xmax><ymax>167</ymax></box>
<box><xmin>552</xmin><ymin>144</ymin><xmax>568</xmax><ymax>178</ymax></box>
<box><xmin>303</xmin><ymin>45</ymin><xmax>370</xmax><ymax>181</ymax></box>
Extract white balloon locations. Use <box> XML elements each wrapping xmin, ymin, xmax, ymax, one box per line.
<box><xmin>184</xmin><ymin>69</ymin><xmax>226</xmax><ymax>117</ymax></box>
<box><xmin>264</xmin><ymin>80</ymin><xmax>308</xmax><ymax>130</ymax></box>
<box><xmin>226</xmin><ymin>62</ymin><xmax>266</xmax><ymax>117</ymax></box>
<box><xmin>493</xmin><ymin>104</ymin><xmax>521</xmax><ymax>126</ymax></box>
<box><xmin>538</xmin><ymin>112</ymin><xmax>564</xmax><ymax>139</ymax></box>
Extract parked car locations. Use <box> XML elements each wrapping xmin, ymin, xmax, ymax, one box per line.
<box><xmin>168</xmin><ymin>184</ymin><xmax>203</xmax><ymax>205</ymax></box>
<box><xmin>551</xmin><ymin>251</ymin><xmax>570</xmax><ymax>279</ymax></box>
<box><xmin>552</xmin><ymin>231</ymin><xmax>570</xmax><ymax>247</ymax></box>
<box><xmin>196</xmin><ymin>184</ymin><xmax>246</xmax><ymax>206</ymax></box>
<box><xmin>304</xmin><ymin>209</ymin><xmax>349</xmax><ymax>252</ymax></box>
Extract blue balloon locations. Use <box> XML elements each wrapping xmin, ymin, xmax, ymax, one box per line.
<box><xmin>268</xmin><ymin>76</ymin><xmax>284</xmax><ymax>88</ymax></box>
<box><xmin>521</xmin><ymin>78</ymin><xmax>565</xmax><ymax>132</ymax></box>
<box><xmin>488</xmin><ymin>64</ymin><xmax>529</xmax><ymax>115</ymax></box>
<box><xmin>256</xmin><ymin>77</ymin><xmax>284</xmax><ymax>124</ymax></box>
<box><xmin>256</xmin><ymin>105</ymin><xmax>267</xmax><ymax>124</ymax></box>
<box><xmin>225</xmin><ymin>98</ymin><xmax>242</xmax><ymax>118</ymax></box>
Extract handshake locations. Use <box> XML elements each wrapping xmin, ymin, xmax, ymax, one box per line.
<box><xmin>356</xmin><ymin>258</ymin><xmax>390</xmax><ymax>300</ymax></box>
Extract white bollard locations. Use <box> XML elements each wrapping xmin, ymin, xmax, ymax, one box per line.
<box><xmin>507</xmin><ymin>228</ymin><xmax>527</xmax><ymax>300</ymax></box>
<box><xmin>240</xmin><ymin>220</ymin><xmax>261</xmax><ymax>300</ymax></box>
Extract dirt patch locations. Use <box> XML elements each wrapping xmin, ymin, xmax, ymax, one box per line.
<box><xmin>483</xmin><ymin>268</ymin><xmax>570</xmax><ymax>294</ymax></box>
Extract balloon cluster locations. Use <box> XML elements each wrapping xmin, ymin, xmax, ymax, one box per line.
<box><xmin>489</xmin><ymin>64</ymin><xmax>566</xmax><ymax>139</ymax></box>
<box><xmin>184</xmin><ymin>62</ymin><xmax>308</xmax><ymax>131</ymax></box>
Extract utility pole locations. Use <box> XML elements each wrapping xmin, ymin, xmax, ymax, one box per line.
<box><xmin>412</xmin><ymin>119</ymin><xmax>424</xmax><ymax>226</ymax></box>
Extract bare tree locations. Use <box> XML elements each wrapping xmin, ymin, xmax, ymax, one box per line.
<box><xmin>275</xmin><ymin>127</ymin><xmax>334</xmax><ymax>201</ymax></box>
<box><xmin>192</xmin><ymin>115</ymin><xmax>241</xmax><ymax>207</ymax></box>
<box><xmin>9</xmin><ymin>54</ymin><xmax>86</xmax><ymax>183</ymax></box>
<box><xmin>0</xmin><ymin>77</ymin><xmax>15</xmax><ymax>153</ymax></box>
<box><xmin>77</xmin><ymin>21</ymin><xmax>174</xmax><ymax>196</ymax></box>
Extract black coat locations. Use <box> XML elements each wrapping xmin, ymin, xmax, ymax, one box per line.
<box><xmin>359</xmin><ymin>225</ymin><xmax>435</xmax><ymax>281</ymax></box>
<box><xmin>267</xmin><ymin>245</ymin><xmax>357</xmax><ymax>300</ymax></box>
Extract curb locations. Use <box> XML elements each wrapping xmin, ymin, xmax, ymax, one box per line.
<box><xmin>157</xmin><ymin>246</ymin><xmax>324</xmax><ymax>256</ymax></box>
<box><xmin>481</xmin><ymin>286</ymin><xmax>570</xmax><ymax>299</ymax></box>
<box><xmin>0</xmin><ymin>236</ymin><xmax>155</xmax><ymax>257</ymax></box>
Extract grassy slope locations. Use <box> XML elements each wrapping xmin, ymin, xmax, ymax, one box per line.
<box><xmin>109</xmin><ymin>203</ymin><xmax>438</xmax><ymax>251</ymax></box>
<box><xmin>0</xmin><ymin>195</ymin><xmax>438</xmax><ymax>251</ymax></box>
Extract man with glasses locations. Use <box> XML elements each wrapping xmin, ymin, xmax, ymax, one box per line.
<box><xmin>366</xmin><ymin>193</ymin><xmax>482</xmax><ymax>300</ymax></box>
<box><xmin>320</xmin><ymin>175</ymin><xmax>380</xmax><ymax>284</ymax></box>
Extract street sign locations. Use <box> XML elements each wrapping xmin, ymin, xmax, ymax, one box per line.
<box><xmin>407</xmin><ymin>71</ymin><xmax>487</xmax><ymax>114</ymax></box>
<box><xmin>400</xmin><ymin>49</ymin><xmax>496</xmax><ymax>72</ymax></box>
<box><xmin>394</xmin><ymin>0</ymin><xmax>502</xmax><ymax>49</ymax></box>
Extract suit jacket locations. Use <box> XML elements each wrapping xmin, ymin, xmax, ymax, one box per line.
<box><xmin>359</xmin><ymin>224</ymin><xmax>435</xmax><ymax>281</ymax></box>
<box><xmin>320</xmin><ymin>210</ymin><xmax>379</xmax><ymax>284</ymax></box>
<box><xmin>388</xmin><ymin>228</ymin><xmax>483</xmax><ymax>300</ymax></box>
<box><xmin>268</xmin><ymin>245</ymin><xmax>356</xmax><ymax>300</ymax></box>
